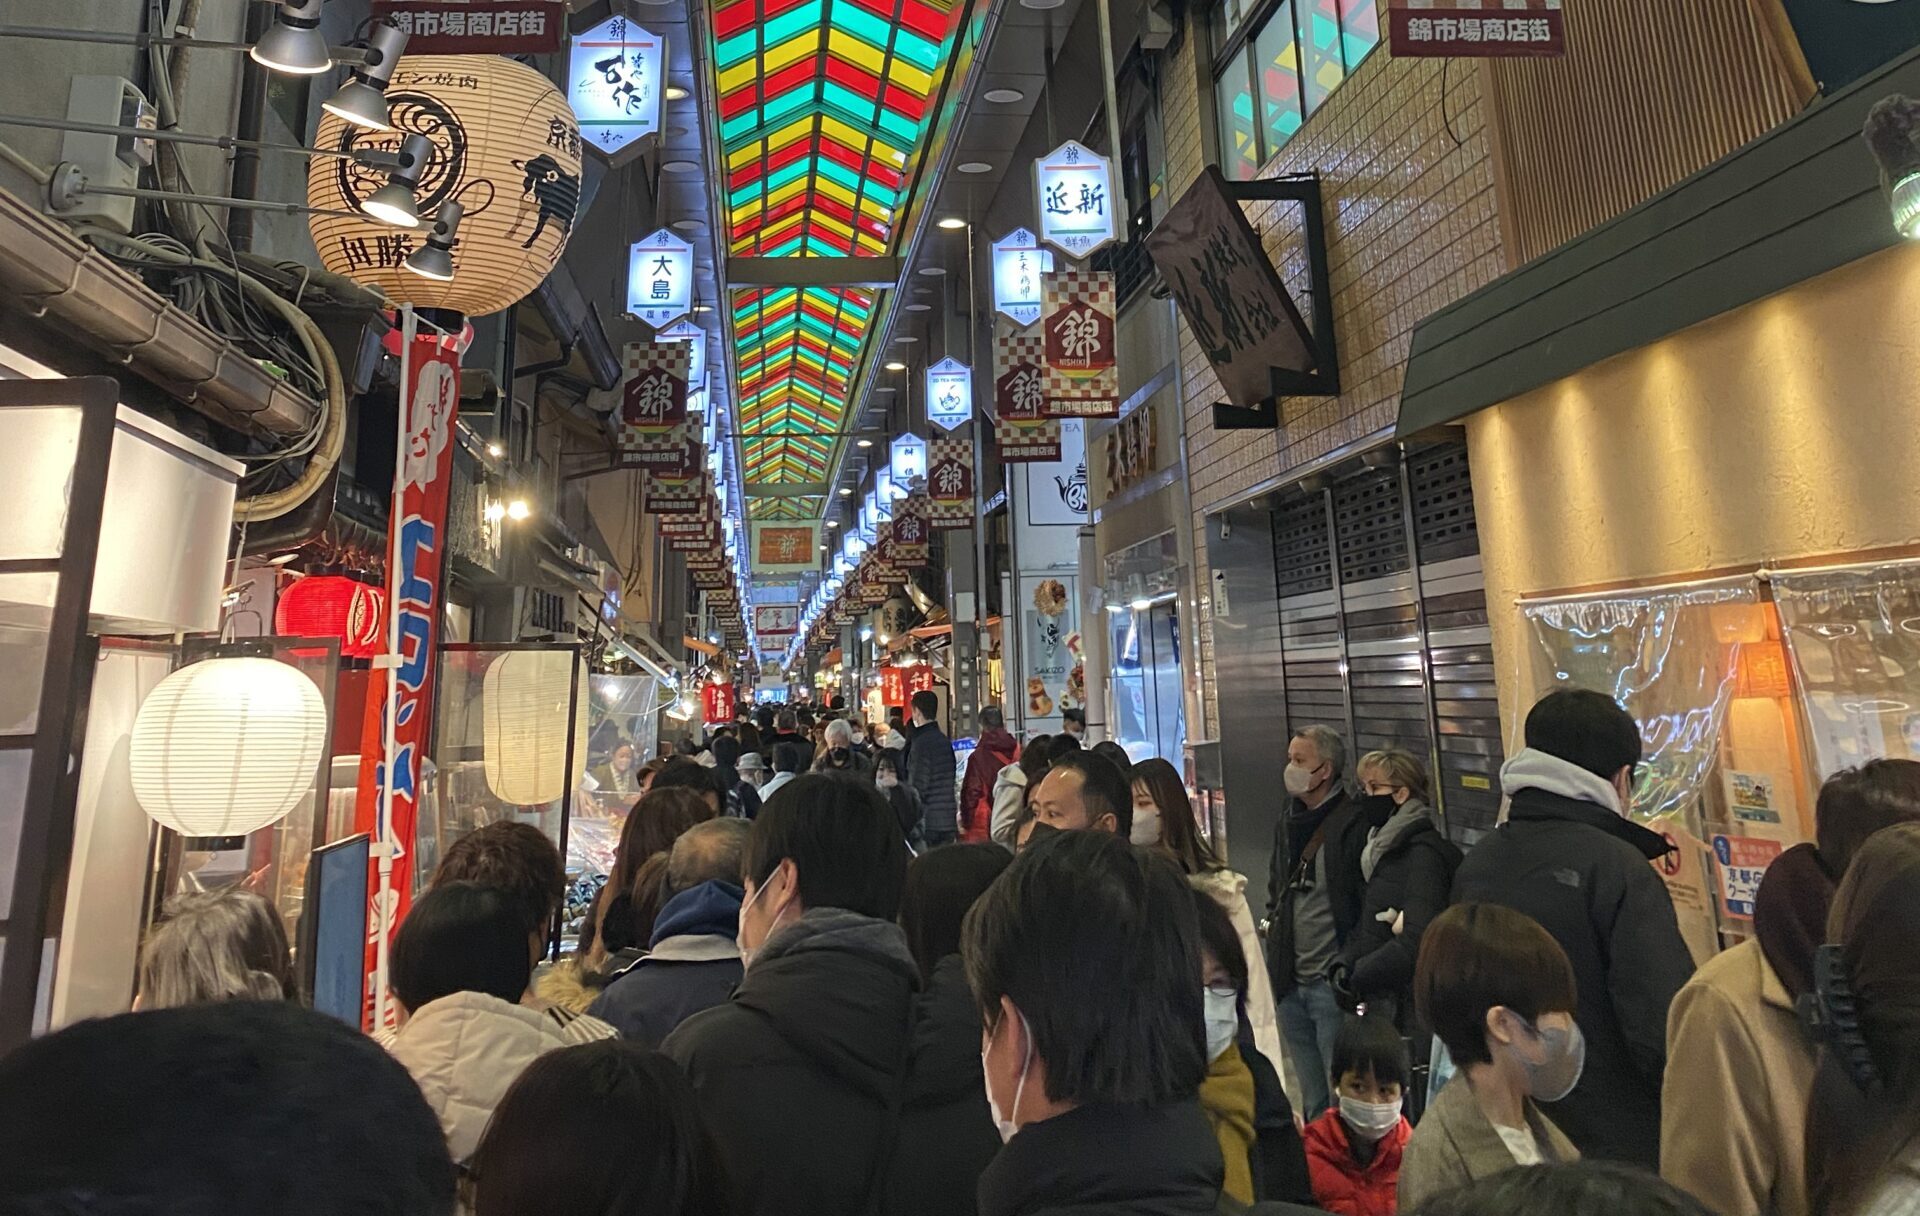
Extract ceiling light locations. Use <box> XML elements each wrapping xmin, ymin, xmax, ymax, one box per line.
<box><xmin>267</xmin><ymin>552</ymin><xmax>300</xmax><ymax>566</ymax></box>
<box><xmin>402</xmin><ymin>201</ymin><xmax>462</xmax><ymax>281</ymax></box>
<box><xmin>506</xmin><ymin>499</ymin><xmax>531</xmax><ymax>521</ymax></box>
<box><xmin>957</xmin><ymin>161</ymin><xmax>993</xmax><ymax>174</ymax></box>
<box><xmin>983</xmin><ymin>87</ymin><xmax>1025</xmax><ymax>104</ymax></box>
<box><xmin>250</xmin><ymin>0</ymin><xmax>332</xmax><ymax>74</ymax></box>
<box><xmin>894</xmin><ymin>335</ymin><xmax>917</xmax><ymax>343</ymax></box>
<box><xmin>904</xmin><ymin>303</ymin><xmax>932</xmax><ymax>312</ymax></box>
<box><xmin>856</xmin><ymin>438</ymin><xmax>873</xmax><ymax>448</ymax></box>
<box><xmin>666</xmin><ymin>86</ymin><xmax>691</xmax><ymax>101</ymax></box>
<box><xmin>839</xmin><ymin>487</ymin><xmax>854</xmax><ymax>497</ymax></box>
<box><xmin>484</xmin><ymin>501</ymin><xmax>507</xmax><ymax>523</ymax></box>
<box><xmin>820</xmin><ymin>544</ymin><xmax>829</xmax><ymax>551</ymax></box>
<box><xmin>321</xmin><ymin>21</ymin><xmax>408</xmax><ymax>130</ymax></box>
<box><xmin>672</xmin><ymin>218</ymin><xmax>705</xmax><ymax>231</ymax></box>
<box><xmin>827</xmin><ymin>519</ymin><xmax>839</xmax><ymax>528</ymax></box>
<box><xmin>662</xmin><ymin>160</ymin><xmax>701</xmax><ymax>174</ymax></box>
<box><xmin>884</xmin><ymin>359</ymin><xmax>907</xmax><ymax>371</ymax></box>
<box><xmin>936</xmin><ymin>216</ymin><xmax>967</xmax><ymax>230</ymax></box>
<box><xmin>918</xmin><ymin>266</ymin><xmax>947</xmax><ymax>277</ymax></box>
<box><xmin>359</xmin><ymin>133</ymin><xmax>432</xmax><ymax>228</ymax></box>
<box><xmin>486</xmin><ymin>441</ymin><xmax>505</xmax><ymax>458</ymax></box>
<box><xmin>693</xmin><ymin>304</ymin><xmax>714</xmax><ymax>313</ymax></box>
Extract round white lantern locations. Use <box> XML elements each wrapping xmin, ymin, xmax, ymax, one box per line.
<box><xmin>481</xmin><ymin>650</ymin><xmax>589</xmax><ymax>806</ymax></box>
<box><xmin>130</xmin><ymin>657</ymin><xmax>329</xmax><ymax>838</ymax></box>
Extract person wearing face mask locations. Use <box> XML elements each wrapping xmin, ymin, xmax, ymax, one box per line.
<box><xmin>875</xmin><ymin>751</ymin><xmax>928</xmax><ymax>853</ymax></box>
<box><xmin>1266</xmin><ymin>724</ymin><xmax>1369</xmax><ymax>1122</ymax></box>
<box><xmin>1452</xmin><ymin>690</ymin><xmax>1693</xmax><ymax>1169</ymax></box>
<box><xmin>1303</xmin><ymin>1015</ymin><xmax>1413</xmax><ymax>1216</ymax></box>
<box><xmin>1398</xmin><ymin>903</ymin><xmax>1582</xmax><ymax>1209</ymax></box>
<box><xmin>1333</xmin><ymin>751</ymin><xmax>1460</xmax><ymax>1038</ymax></box>
<box><xmin>661</xmin><ymin>774</ymin><xmax>985</xmax><ymax>1216</ymax></box>
<box><xmin>811</xmin><ymin>716</ymin><xmax>875</xmax><ymax>777</ymax></box>
<box><xmin>963</xmin><ymin>830</ymin><xmax>1223</xmax><ymax>1216</ymax></box>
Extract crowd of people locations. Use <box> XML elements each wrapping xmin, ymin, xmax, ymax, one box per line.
<box><xmin>3</xmin><ymin>686</ymin><xmax>1919</xmax><ymax>1216</ymax></box>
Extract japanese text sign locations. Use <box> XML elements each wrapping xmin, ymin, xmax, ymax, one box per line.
<box><xmin>1711</xmin><ymin>834</ymin><xmax>1783</xmax><ymax>920</ymax></box>
<box><xmin>1146</xmin><ymin>166</ymin><xmax>1318</xmax><ymax>411</ymax></box>
<box><xmin>994</xmin><ymin>327</ymin><xmax>1061</xmax><ymax>462</ymax></box>
<box><xmin>755</xmin><ymin>604</ymin><xmax>800</xmax><ymax>638</ymax></box>
<box><xmin>615</xmin><ymin>342</ymin><xmax>691</xmax><ymax>470</ymax></box>
<box><xmin>925</xmin><ymin>358</ymin><xmax>974</xmax><ymax>431</ymax></box>
<box><xmin>992</xmin><ymin>228</ymin><xmax>1054</xmax><ymax>327</ymax></box>
<box><xmin>371</xmin><ymin>1</ymin><xmax>565</xmax><ymax>54</ymax></box>
<box><xmin>927</xmin><ymin>438</ymin><xmax>975</xmax><ymax>530</ymax></box>
<box><xmin>1041</xmin><ymin>270</ymin><xmax>1119</xmax><ymax>417</ymax></box>
<box><xmin>628</xmin><ymin>228</ymin><xmax>694</xmax><ymax>326</ymax></box>
<box><xmin>1034</xmin><ymin>140</ymin><xmax>1117</xmax><ymax>259</ymax></box>
<box><xmin>568</xmin><ymin>16</ymin><xmax>665</xmax><ymax>160</ymax></box>
<box><xmin>752</xmin><ymin>522</ymin><xmax>820</xmax><ymax>573</ymax></box>
<box><xmin>1387</xmin><ymin>1</ymin><xmax>1565</xmax><ymax>57</ymax></box>
<box><xmin>891</xmin><ymin>432</ymin><xmax>928</xmax><ymax>488</ymax></box>
<box><xmin>702</xmin><ymin>681</ymin><xmax>735</xmax><ymax>724</ymax></box>
<box><xmin>892</xmin><ymin>497</ymin><xmax>931</xmax><ymax>563</ymax></box>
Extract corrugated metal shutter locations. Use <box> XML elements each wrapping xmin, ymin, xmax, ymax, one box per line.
<box><xmin>1273</xmin><ymin>494</ymin><xmax>1342</xmax><ymax>733</ymax></box>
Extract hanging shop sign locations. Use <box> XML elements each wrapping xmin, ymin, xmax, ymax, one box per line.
<box><xmin>1034</xmin><ymin>140</ymin><xmax>1117</xmax><ymax>259</ymax></box>
<box><xmin>701</xmin><ymin>679</ymin><xmax>736</xmax><ymax>724</ymax></box>
<box><xmin>1025</xmin><ymin>418</ymin><xmax>1089</xmax><ymax>526</ymax></box>
<box><xmin>354</xmin><ymin>321</ymin><xmax>463</xmax><ymax>1030</ymax></box>
<box><xmin>751</xmin><ymin>521</ymin><xmax>820</xmax><ymax>573</ymax></box>
<box><xmin>879</xmin><ymin>665</ymin><xmax>935</xmax><ymax>709</ymax></box>
<box><xmin>614</xmin><ymin>341</ymin><xmax>693</xmax><ymax>470</ymax></box>
<box><xmin>1041</xmin><ymin>271</ymin><xmax>1119</xmax><ymax>417</ymax></box>
<box><xmin>310</xmin><ymin>55</ymin><xmax>581</xmax><ymax>317</ymax></box>
<box><xmin>925</xmin><ymin>358</ymin><xmax>974</xmax><ymax>431</ymax></box>
<box><xmin>1146</xmin><ymin>166</ymin><xmax>1319</xmax><ymax>411</ymax></box>
<box><xmin>369</xmin><ymin>1</ymin><xmax>566</xmax><ymax>54</ymax></box>
<box><xmin>927</xmin><ymin>437</ymin><xmax>975</xmax><ymax>530</ymax></box>
<box><xmin>992</xmin><ymin>228</ymin><xmax>1054</xmax><ymax>327</ymax></box>
<box><xmin>994</xmin><ymin>326</ymin><xmax>1062</xmax><ymax>462</ymax></box>
<box><xmin>657</xmin><ymin>319</ymin><xmax>708</xmax><ymax>393</ymax></box>
<box><xmin>892</xmin><ymin>496</ymin><xmax>931</xmax><ymax>563</ymax></box>
<box><xmin>891</xmin><ymin>432</ymin><xmax>928</xmax><ymax>488</ymax></box>
<box><xmin>1386</xmin><ymin>0</ymin><xmax>1565</xmax><ymax>58</ymax></box>
<box><xmin>275</xmin><ymin>575</ymin><xmax>387</xmax><ymax>661</ymax></box>
<box><xmin>755</xmin><ymin>604</ymin><xmax>801</xmax><ymax>639</ymax></box>
<box><xmin>568</xmin><ymin>15</ymin><xmax>666</xmax><ymax>162</ymax></box>
<box><xmin>644</xmin><ymin>472</ymin><xmax>704</xmax><ymax>514</ymax></box>
<box><xmin>628</xmin><ymin>228</ymin><xmax>695</xmax><ymax>327</ymax></box>
<box><xmin>1105</xmin><ymin>402</ymin><xmax>1158</xmax><ymax>493</ymax></box>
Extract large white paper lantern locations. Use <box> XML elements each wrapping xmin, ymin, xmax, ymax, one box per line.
<box><xmin>481</xmin><ymin>650</ymin><xmax>588</xmax><ymax>806</ymax></box>
<box><xmin>130</xmin><ymin>658</ymin><xmax>329</xmax><ymax>838</ymax></box>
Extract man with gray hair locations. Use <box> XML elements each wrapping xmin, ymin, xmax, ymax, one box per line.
<box><xmin>589</xmin><ymin>819</ymin><xmax>750</xmax><ymax>1046</ymax></box>
<box><xmin>812</xmin><ymin>715</ymin><xmax>875</xmax><ymax>777</ymax></box>
<box><xmin>1264</xmin><ymin>721</ymin><xmax>1369</xmax><ymax>1118</ymax></box>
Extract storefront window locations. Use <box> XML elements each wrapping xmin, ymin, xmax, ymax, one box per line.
<box><xmin>1109</xmin><ymin>600</ymin><xmax>1187</xmax><ymax>764</ymax></box>
<box><xmin>1216</xmin><ymin>46</ymin><xmax>1261</xmax><ymax>182</ymax></box>
<box><xmin>1212</xmin><ymin>0</ymin><xmax>1380</xmax><ymax>178</ymax></box>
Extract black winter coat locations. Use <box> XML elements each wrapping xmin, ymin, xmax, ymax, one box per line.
<box><xmin>1263</xmin><ymin>789</ymin><xmax>1368</xmax><ymax>999</ymax></box>
<box><xmin>661</xmin><ymin>910</ymin><xmax>987</xmax><ymax>1216</ymax></box>
<box><xmin>1339</xmin><ymin>798</ymin><xmax>1461</xmax><ymax>1024</ymax></box>
<box><xmin>1451</xmin><ymin>786</ymin><xmax>1695</xmax><ymax>1170</ymax></box>
<box><xmin>976</xmin><ymin>1100</ymin><xmax>1225</xmax><ymax>1216</ymax></box>
<box><xmin>897</xmin><ymin>956</ymin><xmax>1001</xmax><ymax>1216</ymax></box>
<box><xmin>907</xmin><ymin>722</ymin><xmax>960</xmax><ymax>835</ymax></box>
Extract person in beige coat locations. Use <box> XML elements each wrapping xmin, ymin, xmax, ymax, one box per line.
<box><xmin>1663</xmin><ymin>760</ymin><xmax>1920</xmax><ymax>1216</ymax></box>
<box><xmin>1399</xmin><ymin>903</ymin><xmax>1582</xmax><ymax>1210</ymax></box>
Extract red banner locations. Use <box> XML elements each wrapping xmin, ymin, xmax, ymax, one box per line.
<box><xmin>370</xmin><ymin>1</ymin><xmax>567</xmax><ymax>54</ymax></box>
<box><xmin>355</xmin><ymin>325</ymin><xmax>462</xmax><ymax>1030</ymax></box>
<box><xmin>702</xmin><ymin>680</ymin><xmax>736</xmax><ymax>724</ymax></box>
<box><xmin>1042</xmin><ymin>270</ymin><xmax>1119</xmax><ymax>417</ymax></box>
<box><xmin>1386</xmin><ymin>1</ymin><xmax>1565</xmax><ymax>57</ymax></box>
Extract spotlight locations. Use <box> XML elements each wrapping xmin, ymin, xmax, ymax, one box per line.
<box><xmin>506</xmin><ymin>499</ymin><xmax>531</xmax><ymax>521</ymax></box>
<box><xmin>250</xmin><ymin>0</ymin><xmax>333</xmax><ymax>75</ymax></box>
<box><xmin>321</xmin><ymin>20</ymin><xmax>407</xmax><ymax>129</ymax></box>
<box><xmin>360</xmin><ymin>133</ymin><xmax>433</xmax><ymax>228</ymax></box>
<box><xmin>487</xmin><ymin>441</ymin><xmax>505</xmax><ymax>458</ymax></box>
<box><xmin>1867</xmin><ymin>95</ymin><xmax>1920</xmax><ymax>239</ymax></box>
<box><xmin>402</xmin><ymin>201</ymin><xmax>462</xmax><ymax>281</ymax></box>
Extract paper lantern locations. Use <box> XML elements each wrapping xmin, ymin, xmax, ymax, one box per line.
<box><xmin>275</xmin><ymin>575</ymin><xmax>387</xmax><ymax>659</ymax></box>
<box><xmin>130</xmin><ymin>658</ymin><xmax>329</xmax><ymax>838</ymax></box>
<box><xmin>308</xmin><ymin>55</ymin><xmax>583</xmax><ymax>316</ymax></box>
<box><xmin>481</xmin><ymin>650</ymin><xmax>588</xmax><ymax>806</ymax></box>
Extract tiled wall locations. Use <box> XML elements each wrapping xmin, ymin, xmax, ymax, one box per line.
<box><xmin>1162</xmin><ymin>34</ymin><xmax>1505</xmax><ymax>735</ymax></box>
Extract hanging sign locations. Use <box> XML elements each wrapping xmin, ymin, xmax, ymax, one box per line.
<box><xmin>925</xmin><ymin>358</ymin><xmax>974</xmax><ymax>431</ymax></box>
<box><xmin>370</xmin><ymin>1</ymin><xmax>566</xmax><ymax>53</ymax></box>
<box><xmin>992</xmin><ymin>228</ymin><xmax>1054</xmax><ymax>327</ymax></box>
<box><xmin>1146</xmin><ymin>166</ymin><xmax>1318</xmax><ymax>411</ymax></box>
<box><xmin>892</xmin><ymin>497</ymin><xmax>931</xmax><ymax>564</ymax></box>
<box><xmin>1386</xmin><ymin>0</ymin><xmax>1566</xmax><ymax>58</ymax></box>
<box><xmin>891</xmin><ymin>432</ymin><xmax>928</xmax><ymax>488</ymax></box>
<box><xmin>755</xmin><ymin>604</ymin><xmax>801</xmax><ymax>638</ymax></box>
<box><xmin>927</xmin><ymin>437</ymin><xmax>975</xmax><ymax>530</ymax></box>
<box><xmin>752</xmin><ymin>521</ymin><xmax>820</xmax><ymax>573</ymax></box>
<box><xmin>645</xmin><ymin>472</ymin><xmax>703</xmax><ymax>514</ymax></box>
<box><xmin>628</xmin><ymin>229</ymin><xmax>694</xmax><ymax>327</ymax></box>
<box><xmin>994</xmin><ymin>327</ymin><xmax>1062</xmax><ymax>462</ymax></box>
<box><xmin>568</xmin><ymin>15</ymin><xmax>665</xmax><ymax>162</ymax></box>
<box><xmin>702</xmin><ymin>680</ymin><xmax>736</xmax><ymax>723</ymax></box>
<box><xmin>614</xmin><ymin>341</ymin><xmax>693</xmax><ymax>470</ymax></box>
<box><xmin>354</xmin><ymin>322</ymin><xmax>463</xmax><ymax>1030</ymax></box>
<box><xmin>1041</xmin><ymin>270</ymin><xmax>1119</xmax><ymax>417</ymax></box>
<box><xmin>657</xmin><ymin>319</ymin><xmax>708</xmax><ymax>395</ymax></box>
<box><xmin>1034</xmin><ymin>140</ymin><xmax>1118</xmax><ymax>259</ymax></box>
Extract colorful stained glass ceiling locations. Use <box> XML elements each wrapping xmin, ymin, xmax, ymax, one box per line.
<box><xmin>711</xmin><ymin>0</ymin><xmax>962</xmax><ymax>503</ymax></box>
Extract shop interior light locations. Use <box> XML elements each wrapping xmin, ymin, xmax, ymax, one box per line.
<box><xmin>320</xmin><ymin>20</ymin><xmax>408</xmax><ymax>130</ymax></box>
<box><xmin>402</xmin><ymin>201</ymin><xmax>463</xmax><ymax>281</ymax></box>
<box><xmin>250</xmin><ymin>0</ymin><xmax>333</xmax><ymax>75</ymax></box>
<box><xmin>1865</xmin><ymin>95</ymin><xmax>1920</xmax><ymax>240</ymax></box>
<box><xmin>484</xmin><ymin>501</ymin><xmax>506</xmax><ymax>523</ymax></box>
<box><xmin>359</xmin><ymin>133</ymin><xmax>433</xmax><ymax>228</ymax></box>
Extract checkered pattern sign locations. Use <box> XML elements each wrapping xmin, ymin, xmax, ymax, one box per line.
<box><xmin>994</xmin><ymin>327</ymin><xmax>1063</xmax><ymax>461</ymax></box>
<box><xmin>616</xmin><ymin>342</ymin><xmax>695</xmax><ymax>473</ymax></box>
<box><xmin>926</xmin><ymin>439</ymin><xmax>975</xmax><ymax>531</ymax></box>
<box><xmin>1041</xmin><ymin>270</ymin><xmax>1118</xmax><ymax>418</ymax></box>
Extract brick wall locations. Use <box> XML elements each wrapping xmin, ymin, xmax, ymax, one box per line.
<box><xmin>1164</xmin><ymin>36</ymin><xmax>1505</xmax><ymax>734</ymax></box>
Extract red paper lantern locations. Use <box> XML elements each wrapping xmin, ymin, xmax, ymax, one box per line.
<box><xmin>275</xmin><ymin>575</ymin><xmax>386</xmax><ymax>660</ymax></box>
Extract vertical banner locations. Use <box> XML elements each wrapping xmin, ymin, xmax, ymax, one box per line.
<box><xmin>355</xmin><ymin>321</ymin><xmax>462</xmax><ymax>1030</ymax></box>
<box><xmin>615</xmin><ymin>341</ymin><xmax>692</xmax><ymax>471</ymax></box>
<box><xmin>927</xmin><ymin>438</ymin><xmax>976</xmax><ymax>530</ymax></box>
<box><xmin>1020</xmin><ymin>573</ymin><xmax>1082</xmax><ymax>729</ymax></box>
<box><xmin>892</xmin><ymin>496</ymin><xmax>931</xmax><ymax>564</ymax></box>
<box><xmin>1041</xmin><ymin>270</ymin><xmax>1119</xmax><ymax>417</ymax></box>
<box><xmin>702</xmin><ymin>679</ymin><xmax>736</xmax><ymax>724</ymax></box>
<box><xmin>994</xmin><ymin>327</ymin><xmax>1063</xmax><ymax>462</ymax></box>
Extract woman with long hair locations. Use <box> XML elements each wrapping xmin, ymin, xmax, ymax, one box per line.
<box><xmin>587</xmin><ymin>787</ymin><xmax>716</xmax><ymax>970</ymax></box>
<box><xmin>1130</xmin><ymin>756</ymin><xmax>1283</xmax><ymax>1081</ymax></box>
<box><xmin>1806</xmin><ymin>821</ymin><xmax>1920</xmax><ymax>1215</ymax></box>
<box><xmin>137</xmin><ymin>887</ymin><xmax>297</xmax><ymax>1008</ymax></box>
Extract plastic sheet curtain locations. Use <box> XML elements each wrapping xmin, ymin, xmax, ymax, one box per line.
<box><xmin>1773</xmin><ymin>560</ymin><xmax>1920</xmax><ymax>778</ymax></box>
<box><xmin>1520</xmin><ymin>577</ymin><xmax>1760</xmax><ymax>825</ymax></box>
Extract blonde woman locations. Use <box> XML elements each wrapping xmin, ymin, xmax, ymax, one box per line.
<box><xmin>137</xmin><ymin>887</ymin><xmax>297</xmax><ymax>1009</ymax></box>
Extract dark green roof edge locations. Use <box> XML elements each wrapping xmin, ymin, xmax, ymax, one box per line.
<box><xmin>1395</xmin><ymin>44</ymin><xmax>1920</xmax><ymax>438</ymax></box>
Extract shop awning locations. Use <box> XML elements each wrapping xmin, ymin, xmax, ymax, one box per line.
<box><xmin>1395</xmin><ymin>45</ymin><xmax>1920</xmax><ymax>439</ymax></box>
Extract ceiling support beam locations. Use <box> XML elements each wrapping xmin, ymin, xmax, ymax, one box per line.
<box><xmin>727</xmin><ymin>257</ymin><xmax>904</xmax><ymax>289</ymax></box>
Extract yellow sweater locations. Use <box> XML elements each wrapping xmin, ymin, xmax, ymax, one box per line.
<box><xmin>1199</xmin><ymin>1043</ymin><xmax>1258</xmax><ymax>1204</ymax></box>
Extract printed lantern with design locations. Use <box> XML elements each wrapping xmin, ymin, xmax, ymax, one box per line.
<box><xmin>274</xmin><ymin>574</ymin><xmax>387</xmax><ymax>660</ymax></box>
<box><xmin>310</xmin><ymin>55</ymin><xmax>582</xmax><ymax>316</ymax></box>
<box><xmin>993</xmin><ymin>326</ymin><xmax>1061</xmax><ymax>462</ymax></box>
<box><xmin>1041</xmin><ymin>270</ymin><xmax>1118</xmax><ymax>417</ymax></box>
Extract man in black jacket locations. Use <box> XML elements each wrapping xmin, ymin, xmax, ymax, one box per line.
<box><xmin>662</xmin><ymin>774</ymin><xmax>991</xmax><ymax>1216</ymax></box>
<box><xmin>1264</xmin><ymin>723</ymin><xmax>1367</xmax><ymax>1121</ymax></box>
<box><xmin>964</xmin><ymin>829</ymin><xmax>1224</xmax><ymax>1216</ymax></box>
<box><xmin>766</xmin><ymin>708</ymin><xmax>814</xmax><ymax>772</ymax></box>
<box><xmin>907</xmin><ymin>690</ymin><xmax>960</xmax><ymax>846</ymax></box>
<box><xmin>1452</xmin><ymin>689</ymin><xmax>1695</xmax><ymax>1169</ymax></box>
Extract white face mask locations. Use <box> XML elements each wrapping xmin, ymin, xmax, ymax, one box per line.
<box><xmin>852</xmin><ymin>731</ymin><xmax>866</xmax><ymax>745</ymax></box>
<box><xmin>1203</xmin><ymin>986</ymin><xmax>1238</xmax><ymax>1061</ymax></box>
<box><xmin>1283</xmin><ymin>762</ymin><xmax>1318</xmax><ymax>798</ymax></box>
<box><xmin>982</xmin><ymin>1009</ymin><xmax>1034</xmax><ymax>1143</ymax></box>
<box><xmin>1129</xmin><ymin>806</ymin><xmax>1162</xmax><ymax>847</ymax></box>
<box><xmin>735</xmin><ymin>871</ymin><xmax>791</xmax><ymax>970</ymax></box>
<box><xmin>1338</xmin><ymin>1093</ymin><xmax>1403</xmax><ymax>1142</ymax></box>
<box><xmin>878</xmin><ymin>773</ymin><xmax>899</xmax><ymax>789</ymax></box>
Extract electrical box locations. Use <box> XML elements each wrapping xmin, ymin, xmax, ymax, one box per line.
<box><xmin>57</xmin><ymin>76</ymin><xmax>155</xmax><ymax>235</ymax></box>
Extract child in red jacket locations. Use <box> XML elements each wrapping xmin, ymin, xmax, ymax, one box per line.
<box><xmin>1304</xmin><ymin>1014</ymin><xmax>1413</xmax><ymax>1216</ymax></box>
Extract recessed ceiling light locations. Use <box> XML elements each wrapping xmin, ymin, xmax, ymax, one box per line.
<box><xmin>918</xmin><ymin>266</ymin><xmax>947</xmax><ymax>277</ymax></box>
<box><xmin>672</xmin><ymin>218</ymin><xmax>705</xmax><ymax>231</ymax></box>
<box><xmin>827</xmin><ymin>519</ymin><xmax>839</xmax><ymax>528</ymax></box>
<box><xmin>884</xmin><ymin>359</ymin><xmax>908</xmax><ymax>371</ymax></box>
<box><xmin>875</xmin><ymin>386</ymin><xmax>897</xmax><ymax>392</ymax></box>
<box><xmin>839</xmin><ymin>487</ymin><xmax>853</xmax><ymax>496</ymax></box>
<box><xmin>983</xmin><ymin>87</ymin><xmax>1025</xmax><ymax>104</ymax></box>
<box><xmin>693</xmin><ymin>304</ymin><xmax>714</xmax><ymax>313</ymax></box>
<box><xmin>665</xmin><ymin>85</ymin><xmax>690</xmax><ymax>101</ymax></box>
<box><xmin>957</xmin><ymin>161</ymin><xmax>993</xmax><ymax>173</ymax></box>
<box><xmin>936</xmin><ymin>216</ymin><xmax>967</xmax><ymax>230</ymax></box>
<box><xmin>667</xmin><ymin>126</ymin><xmax>690</xmax><ymax>138</ymax></box>
<box><xmin>894</xmin><ymin>335</ymin><xmax>918</xmax><ymax>343</ymax></box>
<box><xmin>856</xmin><ymin>438</ymin><xmax>873</xmax><ymax>448</ymax></box>
<box><xmin>905</xmin><ymin>303</ymin><xmax>932</xmax><ymax>311</ymax></box>
<box><xmin>662</xmin><ymin>160</ymin><xmax>700</xmax><ymax>173</ymax></box>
